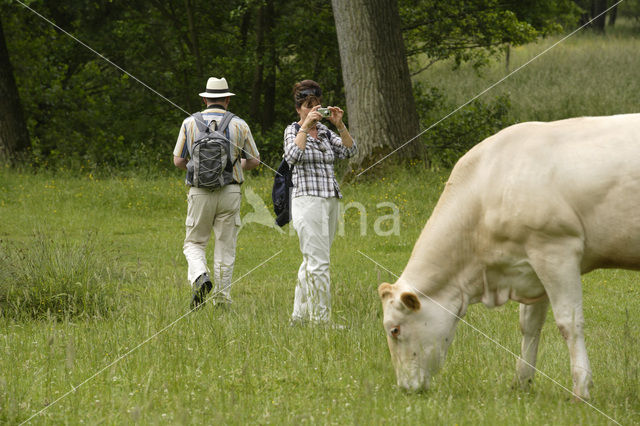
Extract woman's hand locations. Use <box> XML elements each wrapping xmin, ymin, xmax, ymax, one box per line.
<box><xmin>326</xmin><ymin>106</ymin><xmax>353</xmax><ymax>148</ymax></box>
<box><xmin>327</xmin><ymin>106</ymin><xmax>345</xmax><ymax>128</ymax></box>
<box><xmin>302</xmin><ymin>105</ymin><xmax>322</xmax><ymax>131</ymax></box>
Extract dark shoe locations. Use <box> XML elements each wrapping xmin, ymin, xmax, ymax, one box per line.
<box><xmin>190</xmin><ymin>273</ymin><xmax>212</xmax><ymax>310</ymax></box>
<box><xmin>213</xmin><ymin>297</ymin><xmax>232</xmax><ymax>310</ymax></box>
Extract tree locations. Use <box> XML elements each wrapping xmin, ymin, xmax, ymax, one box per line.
<box><xmin>0</xmin><ymin>13</ymin><xmax>29</xmax><ymax>164</ymax></box>
<box><xmin>331</xmin><ymin>0</ymin><xmax>422</xmax><ymax>168</ymax></box>
<box><xmin>592</xmin><ymin>0</ymin><xmax>609</xmax><ymax>32</ymax></box>
<box><xmin>619</xmin><ymin>0</ymin><xmax>640</xmax><ymax>26</ymax></box>
<box><xmin>250</xmin><ymin>0</ymin><xmax>277</xmax><ymax>132</ymax></box>
<box><xmin>575</xmin><ymin>0</ymin><xmax>610</xmax><ymax>31</ymax></box>
<box><xmin>400</xmin><ymin>0</ymin><xmax>580</xmax><ymax>74</ymax></box>
<box><xmin>609</xmin><ymin>2</ymin><xmax>618</xmax><ymax>26</ymax></box>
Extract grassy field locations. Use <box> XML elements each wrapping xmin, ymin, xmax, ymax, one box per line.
<box><xmin>3</xmin><ymin>26</ymin><xmax>640</xmax><ymax>425</ymax></box>
<box><xmin>416</xmin><ymin>24</ymin><xmax>640</xmax><ymax>124</ymax></box>
<box><xmin>1</xmin><ymin>164</ymin><xmax>639</xmax><ymax>425</ymax></box>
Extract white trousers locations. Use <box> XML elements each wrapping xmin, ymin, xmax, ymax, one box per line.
<box><xmin>291</xmin><ymin>196</ymin><xmax>339</xmax><ymax>322</ymax></box>
<box><xmin>183</xmin><ymin>185</ymin><xmax>241</xmax><ymax>301</ymax></box>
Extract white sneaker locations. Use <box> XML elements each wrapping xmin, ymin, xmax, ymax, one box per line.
<box><xmin>290</xmin><ymin>317</ymin><xmax>308</xmax><ymax>327</ymax></box>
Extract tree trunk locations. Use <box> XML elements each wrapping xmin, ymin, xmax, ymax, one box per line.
<box><xmin>262</xmin><ymin>0</ymin><xmax>276</xmax><ymax>132</ymax></box>
<box><xmin>591</xmin><ymin>0</ymin><xmax>607</xmax><ymax>32</ymax></box>
<box><xmin>505</xmin><ymin>44</ymin><xmax>511</xmax><ymax>72</ymax></box>
<box><xmin>0</xmin><ymin>16</ymin><xmax>30</xmax><ymax>165</ymax></box>
<box><xmin>250</xmin><ymin>0</ymin><xmax>276</xmax><ymax>133</ymax></box>
<box><xmin>184</xmin><ymin>0</ymin><xmax>203</xmax><ymax>78</ymax></box>
<box><xmin>331</xmin><ymin>0</ymin><xmax>422</xmax><ymax>169</ymax></box>
<box><xmin>250</xmin><ymin>4</ymin><xmax>265</xmax><ymax>126</ymax></box>
<box><xmin>608</xmin><ymin>3</ymin><xmax>618</xmax><ymax>26</ymax></box>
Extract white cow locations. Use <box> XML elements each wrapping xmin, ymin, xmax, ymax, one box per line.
<box><xmin>379</xmin><ymin>114</ymin><xmax>640</xmax><ymax>400</ymax></box>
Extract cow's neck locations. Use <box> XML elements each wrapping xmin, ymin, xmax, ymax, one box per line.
<box><xmin>399</xmin><ymin>179</ymin><xmax>548</xmax><ymax>311</ymax></box>
<box><xmin>399</xmin><ymin>188</ymin><xmax>483</xmax><ymax>310</ymax></box>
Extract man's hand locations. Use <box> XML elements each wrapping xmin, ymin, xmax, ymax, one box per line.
<box><xmin>174</xmin><ymin>155</ymin><xmax>188</xmax><ymax>170</ymax></box>
<box><xmin>242</xmin><ymin>157</ymin><xmax>260</xmax><ymax>171</ymax></box>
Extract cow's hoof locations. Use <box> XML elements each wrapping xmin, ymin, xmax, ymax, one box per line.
<box><xmin>511</xmin><ymin>377</ymin><xmax>534</xmax><ymax>391</ymax></box>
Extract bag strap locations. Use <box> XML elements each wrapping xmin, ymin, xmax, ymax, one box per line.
<box><xmin>284</xmin><ymin>123</ymin><xmax>299</xmax><ymax>172</ymax></box>
<box><xmin>192</xmin><ymin>112</ymin><xmax>211</xmax><ymax>133</ymax></box>
<box><xmin>186</xmin><ymin>112</ymin><xmax>206</xmax><ymax>157</ymax></box>
<box><xmin>192</xmin><ymin>111</ymin><xmax>235</xmax><ymax>134</ymax></box>
<box><xmin>216</xmin><ymin>111</ymin><xmax>235</xmax><ymax>134</ymax></box>
<box><xmin>216</xmin><ymin>111</ymin><xmax>239</xmax><ymax>171</ymax></box>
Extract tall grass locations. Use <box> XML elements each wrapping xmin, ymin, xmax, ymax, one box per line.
<box><xmin>0</xmin><ymin>232</ymin><xmax>130</xmax><ymax>320</ymax></box>
<box><xmin>415</xmin><ymin>27</ymin><xmax>640</xmax><ymax>124</ymax></box>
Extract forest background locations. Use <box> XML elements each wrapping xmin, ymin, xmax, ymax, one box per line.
<box><xmin>3</xmin><ymin>0</ymin><xmax>640</xmax><ymax>173</ymax></box>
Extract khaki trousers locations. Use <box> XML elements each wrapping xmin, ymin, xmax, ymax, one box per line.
<box><xmin>183</xmin><ymin>185</ymin><xmax>241</xmax><ymax>301</ymax></box>
<box><xmin>291</xmin><ymin>196</ymin><xmax>339</xmax><ymax>322</ymax></box>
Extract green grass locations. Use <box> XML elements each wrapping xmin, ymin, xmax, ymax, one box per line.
<box><xmin>415</xmin><ymin>26</ymin><xmax>640</xmax><ymax>123</ymax></box>
<box><xmin>1</xmin><ymin>165</ymin><xmax>638</xmax><ymax>425</ymax></box>
<box><xmin>0</xmin><ymin>232</ymin><xmax>133</xmax><ymax>320</ymax></box>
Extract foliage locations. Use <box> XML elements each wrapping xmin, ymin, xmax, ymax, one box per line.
<box><xmin>400</xmin><ymin>0</ymin><xmax>581</xmax><ymax>74</ymax></box>
<box><xmin>413</xmin><ymin>82</ymin><xmax>511</xmax><ymax>168</ymax></box>
<box><xmin>506</xmin><ymin>0</ymin><xmax>583</xmax><ymax>35</ymax></box>
<box><xmin>620</xmin><ymin>0</ymin><xmax>640</xmax><ymax>25</ymax></box>
<box><xmin>3</xmin><ymin>0</ymin><xmax>585</xmax><ymax>171</ymax></box>
<box><xmin>4</xmin><ymin>0</ymin><xmax>342</xmax><ymax>171</ymax></box>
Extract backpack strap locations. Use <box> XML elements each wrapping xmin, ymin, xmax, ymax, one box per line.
<box><xmin>187</xmin><ymin>112</ymin><xmax>212</xmax><ymax>157</ymax></box>
<box><xmin>192</xmin><ymin>112</ymin><xmax>212</xmax><ymax>133</ymax></box>
<box><xmin>216</xmin><ymin>111</ymin><xmax>240</xmax><ymax>170</ymax></box>
<box><xmin>287</xmin><ymin>123</ymin><xmax>298</xmax><ymax>173</ymax></box>
<box><xmin>292</xmin><ymin>123</ymin><xmax>300</xmax><ymax>170</ymax></box>
<box><xmin>216</xmin><ymin>111</ymin><xmax>235</xmax><ymax>133</ymax></box>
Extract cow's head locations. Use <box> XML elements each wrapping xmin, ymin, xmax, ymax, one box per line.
<box><xmin>378</xmin><ymin>281</ymin><xmax>461</xmax><ymax>391</ymax></box>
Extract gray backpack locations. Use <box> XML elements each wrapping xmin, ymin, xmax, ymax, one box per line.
<box><xmin>186</xmin><ymin>111</ymin><xmax>237</xmax><ymax>190</ymax></box>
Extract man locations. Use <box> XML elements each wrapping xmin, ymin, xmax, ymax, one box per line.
<box><xmin>173</xmin><ymin>77</ymin><xmax>260</xmax><ymax>309</ymax></box>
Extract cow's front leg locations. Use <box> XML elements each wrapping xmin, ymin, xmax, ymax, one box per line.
<box><xmin>527</xmin><ymin>238</ymin><xmax>592</xmax><ymax>400</ymax></box>
<box><xmin>514</xmin><ymin>298</ymin><xmax>549</xmax><ymax>390</ymax></box>
<box><xmin>550</xmin><ymin>295</ymin><xmax>592</xmax><ymax>400</ymax></box>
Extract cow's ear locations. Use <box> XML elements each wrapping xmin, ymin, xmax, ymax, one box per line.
<box><xmin>400</xmin><ymin>292</ymin><xmax>421</xmax><ymax>311</ymax></box>
<box><xmin>378</xmin><ymin>282</ymin><xmax>393</xmax><ymax>300</ymax></box>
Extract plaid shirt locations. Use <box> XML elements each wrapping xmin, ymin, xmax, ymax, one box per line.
<box><xmin>283</xmin><ymin>122</ymin><xmax>358</xmax><ymax>199</ymax></box>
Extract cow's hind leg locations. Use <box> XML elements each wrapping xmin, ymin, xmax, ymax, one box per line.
<box><xmin>514</xmin><ymin>299</ymin><xmax>549</xmax><ymax>390</ymax></box>
<box><xmin>527</xmin><ymin>239</ymin><xmax>592</xmax><ymax>400</ymax></box>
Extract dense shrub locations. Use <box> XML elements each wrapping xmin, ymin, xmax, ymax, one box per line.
<box><xmin>414</xmin><ymin>83</ymin><xmax>512</xmax><ymax>168</ymax></box>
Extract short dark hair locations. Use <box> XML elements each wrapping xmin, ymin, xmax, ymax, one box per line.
<box><xmin>292</xmin><ymin>80</ymin><xmax>322</xmax><ymax>109</ymax></box>
<box><xmin>204</xmin><ymin>96</ymin><xmax>229</xmax><ymax>106</ymax></box>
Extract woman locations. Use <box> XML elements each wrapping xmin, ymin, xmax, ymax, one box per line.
<box><xmin>283</xmin><ymin>80</ymin><xmax>358</xmax><ymax>326</ymax></box>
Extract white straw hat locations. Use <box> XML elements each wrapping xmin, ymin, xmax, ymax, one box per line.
<box><xmin>199</xmin><ymin>77</ymin><xmax>235</xmax><ymax>98</ymax></box>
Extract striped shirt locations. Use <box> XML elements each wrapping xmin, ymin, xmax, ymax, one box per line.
<box><xmin>283</xmin><ymin>122</ymin><xmax>358</xmax><ymax>199</ymax></box>
<box><xmin>173</xmin><ymin>106</ymin><xmax>259</xmax><ymax>184</ymax></box>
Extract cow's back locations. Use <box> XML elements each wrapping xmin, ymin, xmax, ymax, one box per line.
<box><xmin>456</xmin><ymin>114</ymin><xmax>640</xmax><ymax>272</ymax></box>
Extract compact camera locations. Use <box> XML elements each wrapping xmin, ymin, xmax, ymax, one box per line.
<box><xmin>317</xmin><ymin>107</ymin><xmax>331</xmax><ymax>117</ymax></box>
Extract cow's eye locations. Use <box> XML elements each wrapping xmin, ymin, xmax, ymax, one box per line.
<box><xmin>390</xmin><ymin>327</ymin><xmax>400</xmax><ymax>338</ymax></box>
